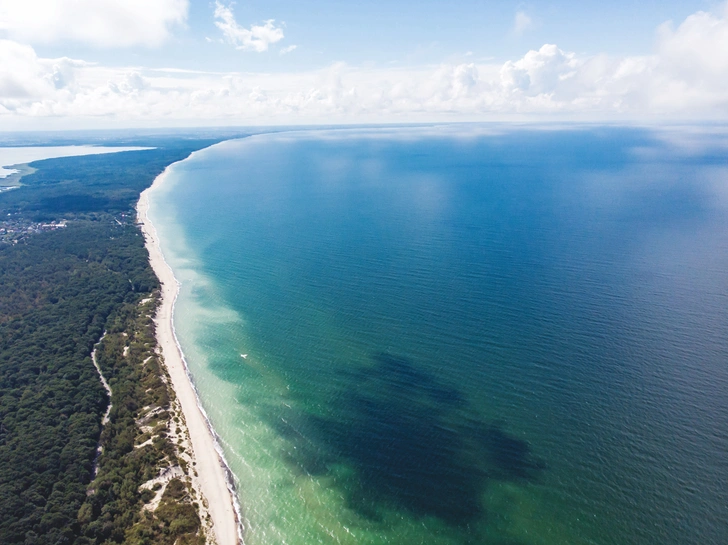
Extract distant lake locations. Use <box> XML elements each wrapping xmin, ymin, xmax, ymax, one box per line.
<box><xmin>0</xmin><ymin>145</ymin><xmax>152</xmax><ymax>178</ymax></box>
<box><xmin>148</xmin><ymin>125</ymin><xmax>728</xmax><ymax>545</ymax></box>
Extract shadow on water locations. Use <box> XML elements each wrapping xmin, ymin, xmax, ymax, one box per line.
<box><xmin>266</xmin><ymin>352</ymin><xmax>545</xmax><ymax>527</ymax></box>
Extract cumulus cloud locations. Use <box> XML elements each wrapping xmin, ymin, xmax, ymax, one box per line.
<box><xmin>657</xmin><ymin>5</ymin><xmax>728</xmax><ymax>87</ymax></box>
<box><xmin>0</xmin><ymin>0</ymin><xmax>188</xmax><ymax>47</ymax></box>
<box><xmin>108</xmin><ymin>72</ymin><xmax>151</xmax><ymax>95</ymax></box>
<box><xmin>214</xmin><ymin>1</ymin><xmax>284</xmax><ymax>52</ymax></box>
<box><xmin>501</xmin><ymin>44</ymin><xmax>578</xmax><ymax>96</ymax></box>
<box><xmin>0</xmin><ymin>40</ymin><xmax>49</xmax><ymax>99</ymax></box>
<box><xmin>1</xmin><ymin>3</ymin><xmax>728</xmax><ymax>126</ymax></box>
<box><xmin>0</xmin><ymin>39</ymin><xmax>85</xmax><ymax>105</ymax></box>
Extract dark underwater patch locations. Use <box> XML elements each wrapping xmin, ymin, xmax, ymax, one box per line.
<box><xmin>264</xmin><ymin>352</ymin><xmax>544</xmax><ymax>527</ymax></box>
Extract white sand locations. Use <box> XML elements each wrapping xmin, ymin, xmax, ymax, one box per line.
<box><xmin>138</xmin><ymin>168</ymin><xmax>243</xmax><ymax>545</ymax></box>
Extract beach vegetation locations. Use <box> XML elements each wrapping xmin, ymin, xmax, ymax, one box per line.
<box><xmin>0</xmin><ymin>138</ymin><xmax>226</xmax><ymax>545</ymax></box>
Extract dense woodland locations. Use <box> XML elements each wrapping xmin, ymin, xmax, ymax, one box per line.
<box><xmin>0</xmin><ymin>136</ymin><xmax>237</xmax><ymax>545</ymax></box>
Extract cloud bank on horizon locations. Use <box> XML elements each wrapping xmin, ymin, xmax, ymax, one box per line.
<box><xmin>0</xmin><ymin>0</ymin><xmax>727</xmax><ymax>127</ymax></box>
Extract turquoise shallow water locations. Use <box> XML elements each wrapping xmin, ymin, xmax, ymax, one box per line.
<box><xmin>147</xmin><ymin>126</ymin><xmax>728</xmax><ymax>545</ymax></box>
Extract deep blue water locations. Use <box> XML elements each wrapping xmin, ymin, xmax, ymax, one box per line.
<box><xmin>149</xmin><ymin>125</ymin><xmax>728</xmax><ymax>544</ymax></box>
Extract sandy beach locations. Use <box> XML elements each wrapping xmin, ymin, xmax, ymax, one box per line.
<box><xmin>138</xmin><ymin>168</ymin><xmax>242</xmax><ymax>545</ymax></box>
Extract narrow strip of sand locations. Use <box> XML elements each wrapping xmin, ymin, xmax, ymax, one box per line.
<box><xmin>138</xmin><ymin>168</ymin><xmax>242</xmax><ymax>545</ymax></box>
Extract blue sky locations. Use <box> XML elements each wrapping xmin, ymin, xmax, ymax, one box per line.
<box><xmin>195</xmin><ymin>0</ymin><xmax>712</xmax><ymax>65</ymax></box>
<box><xmin>30</xmin><ymin>0</ymin><xmax>713</xmax><ymax>69</ymax></box>
<box><xmin>0</xmin><ymin>0</ymin><xmax>727</xmax><ymax>127</ymax></box>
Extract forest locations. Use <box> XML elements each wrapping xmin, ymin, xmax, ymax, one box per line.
<box><xmin>0</xmin><ymin>135</ymin><xmax>240</xmax><ymax>545</ymax></box>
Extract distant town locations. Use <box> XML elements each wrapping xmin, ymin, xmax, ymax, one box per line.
<box><xmin>0</xmin><ymin>211</ymin><xmax>140</xmax><ymax>244</ymax></box>
<box><xmin>0</xmin><ymin>214</ymin><xmax>68</xmax><ymax>244</ymax></box>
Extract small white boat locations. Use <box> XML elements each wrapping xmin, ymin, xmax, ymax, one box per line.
<box><xmin>240</xmin><ymin>354</ymin><xmax>248</xmax><ymax>359</ymax></box>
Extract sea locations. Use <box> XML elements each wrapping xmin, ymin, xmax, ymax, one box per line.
<box><xmin>145</xmin><ymin>125</ymin><xmax>728</xmax><ymax>545</ymax></box>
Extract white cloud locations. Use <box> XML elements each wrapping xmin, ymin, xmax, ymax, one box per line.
<box><xmin>214</xmin><ymin>1</ymin><xmax>284</xmax><ymax>52</ymax></box>
<box><xmin>280</xmin><ymin>45</ymin><xmax>298</xmax><ymax>55</ymax></box>
<box><xmin>0</xmin><ymin>0</ymin><xmax>188</xmax><ymax>47</ymax></box>
<box><xmin>1</xmin><ymin>3</ymin><xmax>728</xmax><ymax>127</ymax></box>
<box><xmin>0</xmin><ymin>40</ymin><xmax>50</xmax><ymax>99</ymax></box>
<box><xmin>108</xmin><ymin>72</ymin><xmax>151</xmax><ymax>95</ymax></box>
<box><xmin>0</xmin><ymin>39</ymin><xmax>86</xmax><ymax>106</ymax></box>
<box><xmin>656</xmin><ymin>4</ymin><xmax>728</xmax><ymax>87</ymax></box>
<box><xmin>501</xmin><ymin>44</ymin><xmax>578</xmax><ymax>96</ymax></box>
<box><xmin>513</xmin><ymin>10</ymin><xmax>534</xmax><ymax>36</ymax></box>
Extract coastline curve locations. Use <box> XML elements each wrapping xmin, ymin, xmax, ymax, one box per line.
<box><xmin>137</xmin><ymin>161</ymin><xmax>245</xmax><ymax>545</ymax></box>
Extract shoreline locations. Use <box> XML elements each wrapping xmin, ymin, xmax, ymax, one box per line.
<box><xmin>137</xmin><ymin>166</ymin><xmax>244</xmax><ymax>545</ymax></box>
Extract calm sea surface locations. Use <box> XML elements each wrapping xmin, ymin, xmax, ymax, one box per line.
<box><xmin>147</xmin><ymin>126</ymin><xmax>728</xmax><ymax>545</ymax></box>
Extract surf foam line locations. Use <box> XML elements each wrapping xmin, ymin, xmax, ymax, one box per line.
<box><xmin>138</xmin><ymin>153</ymin><xmax>247</xmax><ymax>545</ymax></box>
<box><xmin>168</xmin><ymin>278</ymin><xmax>248</xmax><ymax>545</ymax></box>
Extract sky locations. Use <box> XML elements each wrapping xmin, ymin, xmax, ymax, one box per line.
<box><xmin>0</xmin><ymin>0</ymin><xmax>727</xmax><ymax>128</ymax></box>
